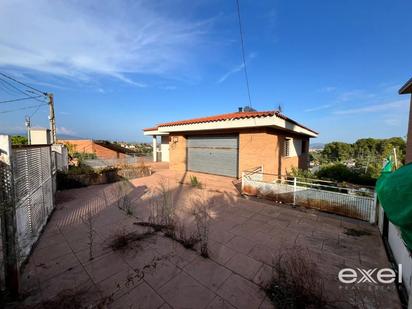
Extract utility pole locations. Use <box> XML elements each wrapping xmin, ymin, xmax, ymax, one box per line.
<box><xmin>48</xmin><ymin>93</ymin><xmax>56</xmax><ymax>144</ymax></box>
<box><xmin>25</xmin><ymin>116</ymin><xmax>31</xmax><ymax>145</ymax></box>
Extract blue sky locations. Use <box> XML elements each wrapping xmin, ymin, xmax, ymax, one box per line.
<box><xmin>0</xmin><ymin>0</ymin><xmax>411</xmax><ymax>143</ymax></box>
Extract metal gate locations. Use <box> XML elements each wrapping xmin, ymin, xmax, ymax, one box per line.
<box><xmin>187</xmin><ymin>135</ymin><xmax>238</xmax><ymax>177</ymax></box>
<box><xmin>12</xmin><ymin>145</ymin><xmax>55</xmax><ymax>261</ymax></box>
<box><xmin>0</xmin><ymin>135</ymin><xmax>64</xmax><ymax>293</ymax></box>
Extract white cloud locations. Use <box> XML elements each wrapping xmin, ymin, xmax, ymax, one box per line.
<box><xmin>0</xmin><ymin>0</ymin><xmax>211</xmax><ymax>85</ymax></box>
<box><xmin>217</xmin><ymin>53</ymin><xmax>256</xmax><ymax>83</ymax></box>
<box><xmin>319</xmin><ymin>86</ymin><xmax>336</xmax><ymax>93</ymax></box>
<box><xmin>305</xmin><ymin>104</ymin><xmax>332</xmax><ymax>112</ymax></box>
<box><xmin>333</xmin><ymin>100</ymin><xmax>409</xmax><ymax>115</ymax></box>
<box><xmin>217</xmin><ymin>63</ymin><xmax>245</xmax><ymax>83</ymax></box>
<box><xmin>57</xmin><ymin>126</ymin><xmax>76</xmax><ymax>135</ymax></box>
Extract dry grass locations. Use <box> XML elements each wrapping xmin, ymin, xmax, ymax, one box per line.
<box><xmin>191</xmin><ymin>192</ymin><xmax>212</xmax><ymax>258</ymax></box>
<box><xmin>264</xmin><ymin>246</ymin><xmax>331</xmax><ymax>309</ymax></box>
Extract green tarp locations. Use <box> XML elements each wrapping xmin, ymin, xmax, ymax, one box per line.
<box><xmin>376</xmin><ymin>160</ymin><xmax>412</xmax><ymax>250</ymax></box>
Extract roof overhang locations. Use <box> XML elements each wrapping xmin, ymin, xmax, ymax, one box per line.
<box><xmin>399</xmin><ymin>78</ymin><xmax>412</xmax><ymax>94</ymax></box>
<box><xmin>143</xmin><ymin>129</ymin><xmax>169</xmax><ymax>136</ymax></box>
<box><xmin>144</xmin><ymin>114</ymin><xmax>318</xmax><ymax>137</ymax></box>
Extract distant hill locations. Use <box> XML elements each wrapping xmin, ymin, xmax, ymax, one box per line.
<box><xmin>57</xmin><ymin>134</ymin><xmax>89</xmax><ymax>140</ymax></box>
<box><xmin>310</xmin><ymin>142</ymin><xmax>325</xmax><ymax>150</ymax></box>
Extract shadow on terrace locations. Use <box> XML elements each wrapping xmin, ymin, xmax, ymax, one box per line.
<box><xmin>4</xmin><ymin>169</ymin><xmax>402</xmax><ymax>308</ymax></box>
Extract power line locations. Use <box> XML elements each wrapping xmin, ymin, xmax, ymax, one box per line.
<box><xmin>0</xmin><ymin>72</ymin><xmax>47</xmax><ymax>96</ymax></box>
<box><xmin>235</xmin><ymin>0</ymin><xmax>252</xmax><ymax>108</ymax></box>
<box><xmin>0</xmin><ymin>95</ymin><xmax>44</xmax><ymax>104</ymax></box>
<box><xmin>0</xmin><ymin>78</ymin><xmax>46</xmax><ymax>103</ymax></box>
<box><xmin>0</xmin><ymin>103</ymin><xmax>48</xmax><ymax>114</ymax></box>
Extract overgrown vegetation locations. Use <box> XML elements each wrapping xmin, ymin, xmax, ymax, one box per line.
<box><xmin>134</xmin><ymin>181</ymin><xmax>211</xmax><ymax>258</ymax></box>
<box><xmin>11</xmin><ymin>135</ymin><xmax>28</xmax><ymax>145</ymax></box>
<box><xmin>56</xmin><ymin>166</ymin><xmax>118</xmax><ymax>190</ymax></box>
<box><xmin>310</xmin><ymin>137</ymin><xmax>406</xmax><ymax>185</ymax></box>
<box><xmin>289</xmin><ymin>165</ymin><xmax>376</xmax><ymax>187</ymax></box>
<box><xmin>191</xmin><ymin>193</ymin><xmax>212</xmax><ymax>258</ymax></box>
<box><xmin>264</xmin><ymin>247</ymin><xmax>330</xmax><ymax>309</ymax></box>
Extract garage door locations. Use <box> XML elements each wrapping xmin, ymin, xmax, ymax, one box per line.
<box><xmin>187</xmin><ymin>135</ymin><xmax>238</xmax><ymax>177</ymax></box>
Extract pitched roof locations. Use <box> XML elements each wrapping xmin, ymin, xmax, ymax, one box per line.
<box><xmin>144</xmin><ymin>110</ymin><xmax>318</xmax><ymax>134</ymax></box>
<box><xmin>399</xmin><ymin>77</ymin><xmax>412</xmax><ymax>94</ymax></box>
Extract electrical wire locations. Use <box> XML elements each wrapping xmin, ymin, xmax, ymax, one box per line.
<box><xmin>0</xmin><ymin>78</ymin><xmax>47</xmax><ymax>103</ymax></box>
<box><xmin>0</xmin><ymin>95</ymin><xmax>44</xmax><ymax>104</ymax></box>
<box><xmin>235</xmin><ymin>0</ymin><xmax>252</xmax><ymax>108</ymax></box>
<box><xmin>0</xmin><ymin>103</ymin><xmax>48</xmax><ymax>114</ymax></box>
<box><xmin>0</xmin><ymin>72</ymin><xmax>47</xmax><ymax>96</ymax></box>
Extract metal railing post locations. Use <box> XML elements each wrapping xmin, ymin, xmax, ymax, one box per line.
<box><xmin>293</xmin><ymin>177</ymin><xmax>297</xmax><ymax>206</ymax></box>
<box><xmin>370</xmin><ymin>191</ymin><xmax>377</xmax><ymax>224</ymax></box>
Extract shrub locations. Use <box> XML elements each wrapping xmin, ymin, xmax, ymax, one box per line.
<box><xmin>190</xmin><ymin>175</ymin><xmax>202</xmax><ymax>188</ymax></box>
<box><xmin>315</xmin><ymin>163</ymin><xmax>376</xmax><ymax>186</ymax></box>
<box><xmin>265</xmin><ymin>247</ymin><xmax>330</xmax><ymax>308</ymax></box>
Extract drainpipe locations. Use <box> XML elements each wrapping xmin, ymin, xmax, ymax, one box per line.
<box><xmin>152</xmin><ymin>135</ymin><xmax>157</xmax><ymax>162</ymax></box>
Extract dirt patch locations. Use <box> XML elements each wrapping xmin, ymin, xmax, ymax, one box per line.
<box><xmin>344</xmin><ymin>228</ymin><xmax>371</xmax><ymax>237</ymax></box>
<box><xmin>107</xmin><ymin>230</ymin><xmax>156</xmax><ymax>252</ymax></box>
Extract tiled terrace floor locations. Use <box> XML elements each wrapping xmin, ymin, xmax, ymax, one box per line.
<box><xmin>12</xmin><ymin>170</ymin><xmax>401</xmax><ymax>308</ymax></box>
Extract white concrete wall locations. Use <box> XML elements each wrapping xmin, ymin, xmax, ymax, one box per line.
<box><xmin>160</xmin><ymin>135</ymin><xmax>169</xmax><ymax>162</ymax></box>
<box><xmin>30</xmin><ymin>129</ymin><xmax>51</xmax><ymax>145</ymax></box>
<box><xmin>285</xmin><ymin>138</ymin><xmax>302</xmax><ymax>157</ymax></box>
<box><xmin>388</xmin><ymin>223</ymin><xmax>412</xmax><ymax>293</ymax></box>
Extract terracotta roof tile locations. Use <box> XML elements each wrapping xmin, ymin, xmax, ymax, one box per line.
<box><xmin>143</xmin><ymin>110</ymin><xmax>318</xmax><ymax>135</ymax></box>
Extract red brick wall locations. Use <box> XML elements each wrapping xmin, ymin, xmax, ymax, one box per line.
<box><xmin>167</xmin><ymin>128</ymin><xmax>311</xmax><ymax>178</ymax></box>
<box><xmin>59</xmin><ymin>139</ymin><xmax>126</xmax><ymax>159</ymax></box>
<box><xmin>169</xmin><ymin>134</ymin><xmax>187</xmax><ymax>171</ymax></box>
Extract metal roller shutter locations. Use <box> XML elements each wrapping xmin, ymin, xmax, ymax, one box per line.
<box><xmin>187</xmin><ymin>135</ymin><xmax>238</xmax><ymax>177</ymax></box>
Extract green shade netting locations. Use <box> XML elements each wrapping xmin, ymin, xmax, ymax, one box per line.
<box><xmin>376</xmin><ymin>161</ymin><xmax>412</xmax><ymax>250</ymax></box>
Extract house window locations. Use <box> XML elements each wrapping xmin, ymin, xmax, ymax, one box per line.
<box><xmin>284</xmin><ymin>138</ymin><xmax>291</xmax><ymax>157</ymax></box>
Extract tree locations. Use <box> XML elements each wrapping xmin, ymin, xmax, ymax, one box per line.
<box><xmin>321</xmin><ymin>142</ymin><xmax>352</xmax><ymax>162</ymax></box>
<box><xmin>11</xmin><ymin>135</ymin><xmax>28</xmax><ymax>145</ymax></box>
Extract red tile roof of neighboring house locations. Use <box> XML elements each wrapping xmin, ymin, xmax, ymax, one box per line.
<box><xmin>143</xmin><ymin>110</ymin><xmax>318</xmax><ymax>134</ymax></box>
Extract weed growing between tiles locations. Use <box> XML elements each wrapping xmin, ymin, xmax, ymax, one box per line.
<box><xmin>81</xmin><ymin>209</ymin><xmax>96</xmax><ymax>261</ymax></box>
<box><xmin>264</xmin><ymin>246</ymin><xmax>330</xmax><ymax>309</ymax></box>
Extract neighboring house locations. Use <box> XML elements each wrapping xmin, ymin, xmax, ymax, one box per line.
<box><xmin>399</xmin><ymin>77</ymin><xmax>412</xmax><ymax>163</ymax></box>
<box><xmin>58</xmin><ymin>139</ymin><xmax>131</xmax><ymax>159</ymax></box>
<box><xmin>143</xmin><ymin>110</ymin><xmax>318</xmax><ymax>178</ymax></box>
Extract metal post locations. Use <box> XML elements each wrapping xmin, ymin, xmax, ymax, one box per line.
<box><xmin>48</xmin><ymin>93</ymin><xmax>56</xmax><ymax>144</ymax></box>
<box><xmin>370</xmin><ymin>191</ymin><xmax>378</xmax><ymax>224</ymax></box>
<box><xmin>152</xmin><ymin>135</ymin><xmax>157</xmax><ymax>162</ymax></box>
<box><xmin>293</xmin><ymin>177</ymin><xmax>297</xmax><ymax>206</ymax></box>
<box><xmin>0</xmin><ymin>135</ymin><xmax>20</xmax><ymax>296</ymax></box>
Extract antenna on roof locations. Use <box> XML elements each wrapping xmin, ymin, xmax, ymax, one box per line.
<box><xmin>276</xmin><ymin>104</ymin><xmax>283</xmax><ymax>113</ymax></box>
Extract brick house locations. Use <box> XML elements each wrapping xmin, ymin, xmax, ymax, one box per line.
<box><xmin>399</xmin><ymin>77</ymin><xmax>412</xmax><ymax>163</ymax></box>
<box><xmin>143</xmin><ymin>110</ymin><xmax>318</xmax><ymax>178</ymax></box>
<box><xmin>58</xmin><ymin>139</ymin><xmax>131</xmax><ymax>159</ymax></box>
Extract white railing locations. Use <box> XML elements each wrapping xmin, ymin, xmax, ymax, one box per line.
<box><xmin>242</xmin><ymin>170</ymin><xmax>377</xmax><ymax>223</ymax></box>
